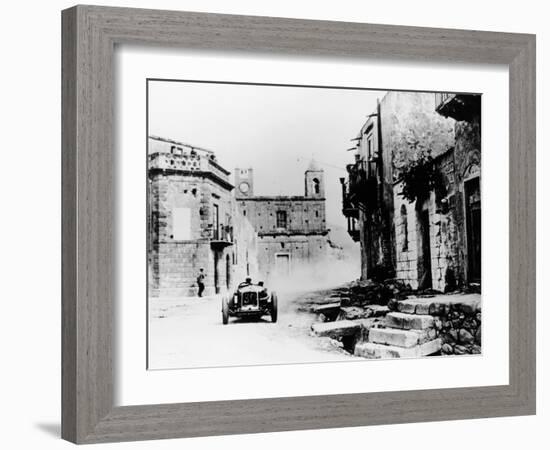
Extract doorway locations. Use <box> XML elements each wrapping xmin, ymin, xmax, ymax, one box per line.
<box><xmin>465</xmin><ymin>177</ymin><xmax>481</xmax><ymax>282</ymax></box>
<box><xmin>418</xmin><ymin>209</ymin><xmax>432</xmax><ymax>290</ymax></box>
<box><xmin>226</xmin><ymin>254</ymin><xmax>231</xmax><ymax>290</ymax></box>
<box><xmin>274</xmin><ymin>253</ymin><xmax>291</xmax><ymax>277</ymax></box>
<box><xmin>213</xmin><ymin>251</ymin><xmax>220</xmax><ymax>294</ymax></box>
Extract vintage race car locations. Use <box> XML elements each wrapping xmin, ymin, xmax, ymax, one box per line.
<box><xmin>222</xmin><ymin>281</ymin><xmax>278</xmax><ymax>324</ymax></box>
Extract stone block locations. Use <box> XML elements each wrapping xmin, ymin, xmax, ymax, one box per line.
<box><xmin>441</xmin><ymin>343</ymin><xmax>454</xmax><ymax>354</ymax></box>
<box><xmin>414</xmin><ymin>302</ymin><xmax>431</xmax><ymax>315</ymax></box>
<box><xmin>459</xmin><ymin>328</ymin><xmax>475</xmax><ymax>344</ymax></box>
<box><xmin>311</xmin><ymin>320</ymin><xmax>361</xmax><ymax>339</ymax></box>
<box><xmin>368</xmin><ymin>328</ymin><xmax>426</xmax><ymax>348</ymax></box>
<box><xmin>354</xmin><ymin>339</ymin><xmax>442</xmax><ymax>359</ymax></box>
<box><xmin>396</xmin><ymin>301</ymin><xmax>417</xmax><ymax>314</ymax></box>
<box><xmin>454</xmin><ymin>345</ymin><xmax>468</xmax><ymax>355</ymax></box>
<box><xmin>339</xmin><ymin>306</ymin><xmax>367</xmax><ymax>320</ymax></box>
<box><xmin>366</xmin><ymin>305</ymin><xmax>390</xmax><ymax>317</ymax></box>
<box><xmin>385</xmin><ymin>312</ymin><xmax>434</xmax><ymax>330</ymax></box>
<box><xmin>311</xmin><ymin>302</ymin><xmax>341</xmax><ymax>314</ymax></box>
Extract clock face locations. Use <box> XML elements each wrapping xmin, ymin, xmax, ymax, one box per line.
<box><xmin>239</xmin><ymin>182</ymin><xmax>250</xmax><ymax>194</ymax></box>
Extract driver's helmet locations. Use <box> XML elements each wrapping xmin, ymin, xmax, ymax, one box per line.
<box><xmin>245</xmin><ymin>277</ymin><xmax>252</xmax><ymax>284</ymax></box>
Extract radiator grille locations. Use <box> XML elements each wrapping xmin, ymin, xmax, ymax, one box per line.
<box><xmin>242</xmin><ymin>292</ymin><xmax>258</xmax><ymax>306</ymax></box>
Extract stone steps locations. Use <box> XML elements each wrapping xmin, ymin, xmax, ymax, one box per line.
<box><xmin>393</xmin><ymin>296</ymin><xmax>482</xmax><ymax>316</ymax></box>
<box><xmin>355</xmin><ymin>338</ymin><xmax>442</xmax><ymax>359</ymax></box>
<box><xmin>368</xmin><ymin>327</ymin><xmax>430</xmax><ymax>348</ymax></box>
<box><xmin>385</xmin><ymin>312</ymin><xmax>434</xmax><ymax>330</ymax></box>
<box><xmin>353</xmin><ymin>308</ymin><xmax>441</xmax><ymax>359</ymax></box>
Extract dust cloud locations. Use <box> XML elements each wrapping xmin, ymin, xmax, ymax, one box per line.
<box><xmin>265</xmin><ymin>252</ymin><xmax>361</xmax><ymax>298</ymax></box>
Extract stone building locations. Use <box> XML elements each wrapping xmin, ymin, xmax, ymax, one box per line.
<box><xmin>235</xmin><ymin>162</ymin><xmax>331</xmax><ymax>282</ymax></box>
<box><xmin>341</xmin><ymin>91</ymin><xmax>481</xmax><ymax>292</ymax></box>
<box><xmin>148</xmin><ymin>136</ymin><xmax>258</xmax><ymax>297</ymax></box>
<box><xmin>434</xmin><ymin>93</ymin><xmax>481</xmax><ymax>285</ymax></box>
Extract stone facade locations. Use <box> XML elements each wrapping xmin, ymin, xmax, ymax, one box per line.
<box><xmin>342</xmin><ymin>92</ymin><xmax>481</xmax><ymax>292</ymax></box>
<box><xmin>235</xmin><ymin>161</ymin><xmax>331</xmax><ymax>283</ymax></box>
<box><xmin>148</xmin><ymin>136</ymin><xmax>259</xmax><ymax>297</ymax></box>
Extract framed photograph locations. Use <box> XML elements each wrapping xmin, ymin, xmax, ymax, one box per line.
<box><xmin>62</xmin><ymin>5</ymin><xmax>536</xmax><ymax>444</ymax></box>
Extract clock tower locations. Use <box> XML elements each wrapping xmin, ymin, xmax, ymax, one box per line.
<box><xmin>234</xmin><ymin>168</ymin><xmax>254</xmax><ymax>198</ymax></box>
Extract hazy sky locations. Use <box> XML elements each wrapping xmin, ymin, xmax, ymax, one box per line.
<box><xmin>148</xmin><ymin>80</ymin><xmax>387</xmax><ymax>236</ymax></box>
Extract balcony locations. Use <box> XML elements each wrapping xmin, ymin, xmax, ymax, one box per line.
<box><xmin>210</xmin><ymin>225</ymin><xmax>234</xmax><ymax>249</ymax></box>
<box><xmin>435</xmin><ymin>93</ymin><xmax>481</xmax><ymax>122</ymax></box>
<box><xmin>342</xmin><ymin>159</ymin><xmax>379</xmax><ymax>211</ymax></box>
<box><xmin>340</xmin><ymin>179</ymin><xmax>359</xmax><ymax>219</ymax></box>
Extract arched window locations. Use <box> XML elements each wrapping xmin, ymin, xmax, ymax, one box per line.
<box><xmin>400</xmin><ymin>204</ymin><xmax>408</xmax><ymax>252</ymax></box>
<box><xmin>313</xmin><ymin>178</ymin><xmax>320</xmax><ymax>195</ymax></box>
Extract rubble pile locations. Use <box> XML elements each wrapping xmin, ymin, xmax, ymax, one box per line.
<box><xmin>308</xmin><ymin>280</ymin><xmax>482</xmax><ymax>359</ymax></box>
<box><xmin>346</xmin><ymin>278</ymin><xmax>412</xmax><ymax>306</ymax></box>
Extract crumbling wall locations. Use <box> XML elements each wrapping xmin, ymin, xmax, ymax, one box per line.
<box><xmin>392</xmin><ymin>149</ymin><xmax>464</xmax><ymax>292</ymax></box>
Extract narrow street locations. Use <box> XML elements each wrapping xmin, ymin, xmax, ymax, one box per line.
<box><xmin>148</xmin><ymin>287</ymin><xmax>355</xmax><ymax>370</ymax></box>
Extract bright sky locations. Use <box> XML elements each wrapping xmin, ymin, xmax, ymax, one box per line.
<box><xmin>148</xmin><ymin>80</ymin><xmax>387</xmax><ymax>233</ymax></box>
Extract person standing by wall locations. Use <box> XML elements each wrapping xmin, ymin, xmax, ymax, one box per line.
<box><xmin>197</xmin><ymin>268</ymin><xmax>206</xmax><ymax>297</ymax></box>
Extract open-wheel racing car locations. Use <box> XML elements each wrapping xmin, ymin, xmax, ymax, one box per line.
<box><xmin>222</xmin><ymin>279</ymin><xmax>278</xmax><ymax>325</ymax></box>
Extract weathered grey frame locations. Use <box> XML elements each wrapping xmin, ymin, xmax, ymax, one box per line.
<box><xmin>61</xmin><ymin>5</ymin><xmax>536</xmax><ymax>444</ymax></box>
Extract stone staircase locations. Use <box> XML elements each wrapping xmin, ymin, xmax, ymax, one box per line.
<box><xmin>354</xmin><ymin>304</ymin><xmax>442</xmax><ymax>359</ymax></box>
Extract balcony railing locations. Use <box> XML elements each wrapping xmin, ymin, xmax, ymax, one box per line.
<box><xmin>435</xmin><ymin>93</ymin><xmax>480</xmax><ymax>121</ymax></box>
<box><xmin>343</xmin><ymin>158</ymin><xmax>378</xmax><ymax>210</ymax></box>
<box><xmin>210</xmin><ymin>225</ymin><xmax>234</xmax><ymax>249</ymax></box>
<box><xmin>341</xmin><ymin>179</ymin><xmax>359</xmax><ymax>219</ymax></box>
<box><xmin>435</xmin><ymin>92</ymin><xmax>455</xmax><ymax>110</ymax></box>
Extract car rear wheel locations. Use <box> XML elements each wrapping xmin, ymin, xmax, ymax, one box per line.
<box><xmin>222</xmin><ymin>296</ymin><xmax>229</xmax><ymax>325</ymax></box>
<box><xmin>270</xmin><ymin>292</ymin><xmax>278</xmax><ymax>323</ymax></box>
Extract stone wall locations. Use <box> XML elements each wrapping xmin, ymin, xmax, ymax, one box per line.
<box><xmin>452</xmin><ymin>116</ymin><xmax>481</xmax><ymax>284</ymax></box>
<box><xmin>149</xmin><ymin>240</ymin><xmax>218</xmax><ymax>297</ymax></box>
<box><xmin>237</xmin><ymin>197</ymin><xmax>326</xmax><ymax>234</ymax></box>
<box><xmin>393</xmin><ymin>154</ymin><xmax>462</xmax><ymax>293</ymax></box>
<box><xmin>437</xmin><ymin>301</ymin><xmax>482</xmax><ymax>355</ymax></box>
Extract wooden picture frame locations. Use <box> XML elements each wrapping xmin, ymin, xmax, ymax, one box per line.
<box><xmin>62</xmin><ymin>5</ymin><xmax>536</xmax><ymax>444</ymax></box>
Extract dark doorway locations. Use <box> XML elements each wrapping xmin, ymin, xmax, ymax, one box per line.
<box><xmin>214</xmin><ymin>251</ymin><xmax>220</xmax><ymax>294</ymax></box>
<box><xmin>465</xmin><ymin>177</ymin><xmax>481</xmax><ymax>282</ymax></box>
<box><xmin>226</xmin><ymin>254</ymin><xmax>231</xmax><ymax>290</ymax></box>
<box><xmin>418</xmin><ymin>209</ymin><xmax>432</xmax><ymax>290</ymax></box>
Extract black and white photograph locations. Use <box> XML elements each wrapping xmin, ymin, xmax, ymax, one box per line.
<box><xmin>147</xmin><ymin>80</ymin><xmax>482</xmax><ymax>370</ymax></box>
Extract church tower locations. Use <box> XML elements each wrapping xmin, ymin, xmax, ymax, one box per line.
<box><xmin>234</xmin><ymin>168</ymin><xmax>254</xmax><ymax>198</ymax></box>
<box><xmin>304</xmin><ymin>159</ymin><xmax>324</xmax><ymax>198</ymax></box>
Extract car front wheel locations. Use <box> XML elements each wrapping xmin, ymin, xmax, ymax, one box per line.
<box><xmin>270</xmin><ymin>292</ymin><xmax>278</xmax><ymax>323</ymax></box>
<box><xmin>222</xmin><ymin>296</ymin><xmax>229</xmax><ymax>325</ymax></box>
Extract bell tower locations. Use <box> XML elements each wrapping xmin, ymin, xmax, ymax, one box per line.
<box><xmin>235</xmin><ymin>168</ymin><xmax>254</xmax><ymax>198</ymax></box>
<box><xmin>304</xmin><ymin>159</ymin><xmax>324</xmax><ymax>198</ymax></box>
